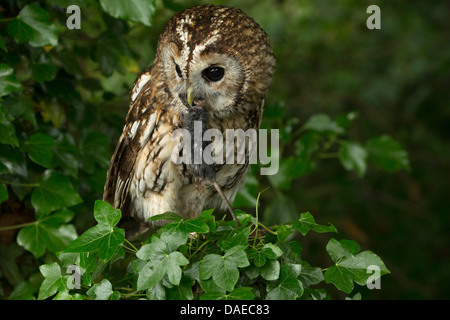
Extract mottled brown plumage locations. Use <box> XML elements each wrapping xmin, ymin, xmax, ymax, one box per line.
<box><xmin>103</xmin><ymin>5</ymin><xmax>276</xmax><ymax>237</ymax></box>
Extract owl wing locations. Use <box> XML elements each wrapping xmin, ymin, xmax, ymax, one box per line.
<box><xmin>103</xmin><ymin>66</ymin><xmax>157</xmax><ymax>219</ymax></box>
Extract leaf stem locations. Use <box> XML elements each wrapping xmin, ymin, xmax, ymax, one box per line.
<box><xmin>124</xmin><ymin>239</ymin><xmax>138</xmax><ymax>252</ymax></box>
<box><xmin>0</xmin><ymin>179</ymin><xmax>39</xmax><ymax>187</ymax></box>
<box><xmin>253</xmin><ymin>187</ymin><xmax>270</xmax><ymax>246</ymax></box>
<box><xmin>0</xmin><ymin>221</ymin><xmax>36</xmax><ymax>231</ymax></box>
<box><xmin>257</xmin><ymin>222</ymin><xmax>278</xmax><ymax>236</ymax></box>
<box><xmin>190</xmin><ymin>240</ymin><xmax>210</xmax><ymax>257</ymax></box>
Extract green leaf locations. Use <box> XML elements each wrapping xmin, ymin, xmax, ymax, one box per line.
<box><xmin>17</xmin><ymin>210</ymin><xmax>78</xmax><ymax>257</ymax></box>
<box><xmin>93</xmin><ymin>200</ymin><xmax>122</xmax><ymax>228</ymax></box>
<box><xmin>266</xmin><ymin>264</ymin><xmax>303</xmax><ymax>300</ymax></box>
<box><xmin>302</xmin><ymin>114</ymin><xmax>344</xmax><ymax>134</ymax></box>
<box><xmin>0</xmin><ymin>145</ymin><xmax>27</xmax><ymax>177</ymax></box>
<box><xmin>258</xmin><ymin>259</ymin><xmax>280</xmax><ymax>281</ymax></box>
<box><xmin>64</xmin><ymin>201</ymin><xmax>124</xmax><ymax>262</ymax></box>
<box><xmin>324</xmin><ymin>238</ymin><xmax>390</xmax><ymax>293</ymax></box>
<box><xmin>247</xmin><ymin>248</ymin><xmax>266</xmax><ymax>267</ymax></box>
<box><xmin>219</xmin><ymin>227</ymin><xmax>251</xmax><ymax>250</ymax></box>
<box><xmin>31</xmin><ymin>53</ymin><xmax>57</xmax><ymax>82</ymax></box>
<box><xmin>146</xmin><ymin>282</ymin><xmax>166</xmax><ymax>300</ymax></box>
<box><xmin>156</xmin><ymin>214</ymin><xmax>210</xmax><ymax>241</ymax></box>
<box><xmin>261</xmin><ymin>243</ymin><xmax>283</xmax><ymax>259</ymax></box>
<box><xmin>149</xmin><ymin>211</ymin><xmax>183</xmax><ymax>222</ymax></box>
<box><xmin>24</xmin><ymin>133</ymin><xmax>56</xmax><ymax>168</ymax></box>
<box><xmin>292</xmin><ymin>212</ymin><xmax>337</xmax><ymax>235</ymax></box>
<box><xmin>200</xmin><ymin>287</ymin><xmax>255</xmax><ymax>300</ymax></box>
<box><xmin>199</xmin><ymin>246</ymin><xmax>249</xmax><ymax>292</ymax></box>
<box><xmin>38</xmin><ymin>262</ymin><xmax>67</xmax><ymax>300</ymax></box>
<box><xmin>0</xmin><ymin>64</ymin><xmax>23</xmax><ymax>98</ymax></box>
<box><xmin>7</xmin><ymin>4</ymin><xmax>58</xmax><ymax>47</ymax></box>
<box><xmin>136</xmin><ymin>233</ymin><xmax>189</xmax><ymax>290</ymax></box>
<box><xmin>365</xmin><ymin>135</ymin><xmax>410</xmax><ymax>172</ymax></box>
<box><xmin>338</xmin><ymin>141</ymin><xmax>368</xmax><ymax>177</ymax></box>
<box><xmin>86</xmin><ymin>279</ymin><xmax>120</xmax><ymax>300</ymax></box>
<box><xmin>31</xmin><ymin>170</ymin><xmax>82</xmax><ymax>214</ymax></box>
<box><xmin>100</xmin><ymin>0</ymin><xmax>156</xmax><ymax>26</ymax></box>
<box><xmin>80</xmin><ymin>131</ymin><xmax>112</xmax><ymax>171</ymax></box>
<box><xmin>299</xmin><ymin>263</ymin><xmax>324</xmax><ymax>286</ymax></box>
<box><xmin>0</xmin><ymin>105</ymin><xmax>19</xmax><ymax>147</ymax></box>
<box><xmin>326</xmin><ymin>238</ymin><xmax>359</xmax><ymax>262</ymax></box>
<box><xmin>166</xmin><ymin>276</ymin><xmax>194</xmax><ymax>300</ymax></box>
<box><xmin>324</xmin><ymin>265</ymin><xmax>354</xmax><ymax>294</ymax></box>
<box><xmin>53</xmin><ymin>133</ymin><xmax>79</xmax><ymax>177</ymax></box>
<box><xmin>137</xmin><ymin>250</ymin><xmax>189</xmax><ymax>290</ymax></box>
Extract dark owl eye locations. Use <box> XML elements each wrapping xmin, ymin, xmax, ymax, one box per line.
<box><xmin>175</xmin><ymin>64</ymin><xmax>182</xmax><ymax>78</ymax></box>
<box><xmin>203</xmin><ymin>67</ymin><xmax>225</xmax><ymax>82</ymax></box>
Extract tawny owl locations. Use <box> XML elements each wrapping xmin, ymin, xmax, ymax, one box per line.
<box><xmin>103</xmin><ymin>4</ymin><xmax>276</xmax><ymax>237</ymax></box>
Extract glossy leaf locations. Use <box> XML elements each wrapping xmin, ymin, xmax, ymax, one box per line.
<box><xmin>31</xmin><ymin>170</ymin><xmax>82</xmax><ymax>214</ymax></box>
<box><xmin>100</xmin><ymin>0</ymin><xmax>156</xmax><ymax>26</ymax></box>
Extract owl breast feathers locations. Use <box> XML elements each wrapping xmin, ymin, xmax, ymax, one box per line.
<box><xmin>103</xmin><ymin>4</ymin><xmax>276</xmax><ymax>237</ymax></box>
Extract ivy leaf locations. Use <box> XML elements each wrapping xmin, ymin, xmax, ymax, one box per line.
<box><xmin>149</xmin><ymin>212</ymin><xmax>183</xmax><ymax>222</ymax></box>
<box><xmin>24</xmin><ymin>133</ymin><xmax>56</xmax><ymax>168</ymax></box>
<box><xmin>365</xmin><ymin>135</ymin><xmax>410</xmax><ymax>172</ymax></box>
<box><xmin>17</xmin><ymin>210</ymin><xmax>78</xmax><ymax>257</ymax></box>
<box><xmin>38</xmin><ymin>262</ymin><xmax>68</xmax><ymax>300</ymax></box>
<box><xmin>31</xmin><ymin>170</ymin><xmax>82</xmax><ymax>214</ymax></box>
<box><xmin>324</xmin><ymin>238</ymin><xmax>390</xmax><ymax>293</ymax></box>
<box><xmin>302</xmin><ymin>114</ymin><xmax>344</xmax><ymax>134</ymax></box>
<box><xmin>338</xmin><ymin>141</ymin><xmax>368</xmax><ymax>177</ymax></box>
<box><xmin>292</xmin><ymin>212</ymin><xmax>337</xmax><ymax>236</ymax></box>
<box><xmin>247</xmin><ymin>248</ymin><xmax>266</xmax><ymax>267</ymax></box>
<box><xmin>166</xmin><ymin>276</ymin><xmax>194</xmax><ymax>300</ymax></box>
<box><xmin>7</xmin><ymin>4</ymin><xmax>58</xmax><ymax>47</ymax></box>
<box><xmin>199</xmin><ymin>246</ymin><xmax>249</xmax><ymax>292</ymax></box>
<box><xmin>86</xmin><ymin>279</ymin><xmax>120</xmax><ymax>300</ymax></box>
<box><xmin>64</xmin><ymin>201</ymin><xmax>124</xmax><ymax>262</ymax></box>
<box><xmin>136</xmin><ymin>238</ymin><xmax>189</xmax><ymax>290</ymax></box>
<box><xmin>247</xmin><ymin>243</ymin><xmax>282</xmax><ymax>268</ymax></box>
<box><xmin>0</xmin><ymin>105</ymin><xmax>19</xmax><ymax>147</ymax></box>
<box><xmin>299</xmin><ymin>263</ymin><xmax>324</xmax><ymax>286</ymax></box>
<box><xmin>154</xmin><ymin>213</ymin><xmax>210</xmax><ymax>241</ymax></box>
<box><xmin>258</xmin><ymin>259</ymin><xmax>280</xmax><ymax>281</ymax></box>
<box><xmin>219</xmin><ymin>227</ymin><xmax>251</xmax><ymax>250</ymax></box>
<box><xmin>200</xmin><ymin>287</ymin><xmax>255</xmax><ymax>300</ymax></box>
<box><xmin>100</xmin><ymin>0</ymin><xmax>156</xmax><ymax>26</ymax></box>
<box><xmin>0</xmin><ymin>64</ymin><xmax>23</xmax><ymax>98</ymax></box>
<box><xmin>80</xmin><ymin>131</ymin><xmax>111</xmax><ymax>171</ymax></box>
<box><xmin>30</xmin><ymin>53</ymin><xmax>57</xmax><ymax>82</ymax></box>
<box><xmin>146</xmin><ymin>282</ymin><xmax>166</xmax><ymax>300</ymax></box>
<box><xmin>261</xmin><ymin>243</ymin><xmax>283</xmax><ymax>259</ymax></box>
<box><xmin>266</xmin><ymin>264</ymin><xmax>303</xmax><ymax>300</ymax></box>
<box><xmin>0</xmin><ymin>144</ymin><xmax>27</xmax><ymax>177</ymax></box>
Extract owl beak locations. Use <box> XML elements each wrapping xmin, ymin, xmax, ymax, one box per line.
<box><xmin>187</xmin><ymin>87</ymin><xmax>195</xmax><ymax>107</ymax></box>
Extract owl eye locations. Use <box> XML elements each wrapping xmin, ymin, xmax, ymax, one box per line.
<box><xmin>203</xmin><ymin>67</ymin><xmax>225</xmax><ymax>82</ymax></box>
<box><xmin>175</xmin><ymin>64</ymin><xmax>183</xmax><ymax>78</ymax></box>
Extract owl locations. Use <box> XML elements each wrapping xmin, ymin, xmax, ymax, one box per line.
<box><xmin>103</xmin><ymin>4</ymin><xmax>276</xmax><ymax>237</ymax></box>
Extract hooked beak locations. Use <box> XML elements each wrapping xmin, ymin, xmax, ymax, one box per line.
<box><xmin>187</xmin><ymin>87</ymin><xmax>195</xmax><ymax>107</ymax></box>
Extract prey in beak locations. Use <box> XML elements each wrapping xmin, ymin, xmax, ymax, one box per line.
<box><xmin>185</xmin><ymin>87</ymin><xmax>206</xmax><ymax>108</ymax></box>
<box><xmin>182</xmin><ymin>88</ymin><xmax>241</xmax><ymax>226</ymax></box>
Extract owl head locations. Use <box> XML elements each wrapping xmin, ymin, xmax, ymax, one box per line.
<box><xmin>153</xmin><ymin>5</ymin><xmax>276</xmax><ymax>120</ymax></box>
